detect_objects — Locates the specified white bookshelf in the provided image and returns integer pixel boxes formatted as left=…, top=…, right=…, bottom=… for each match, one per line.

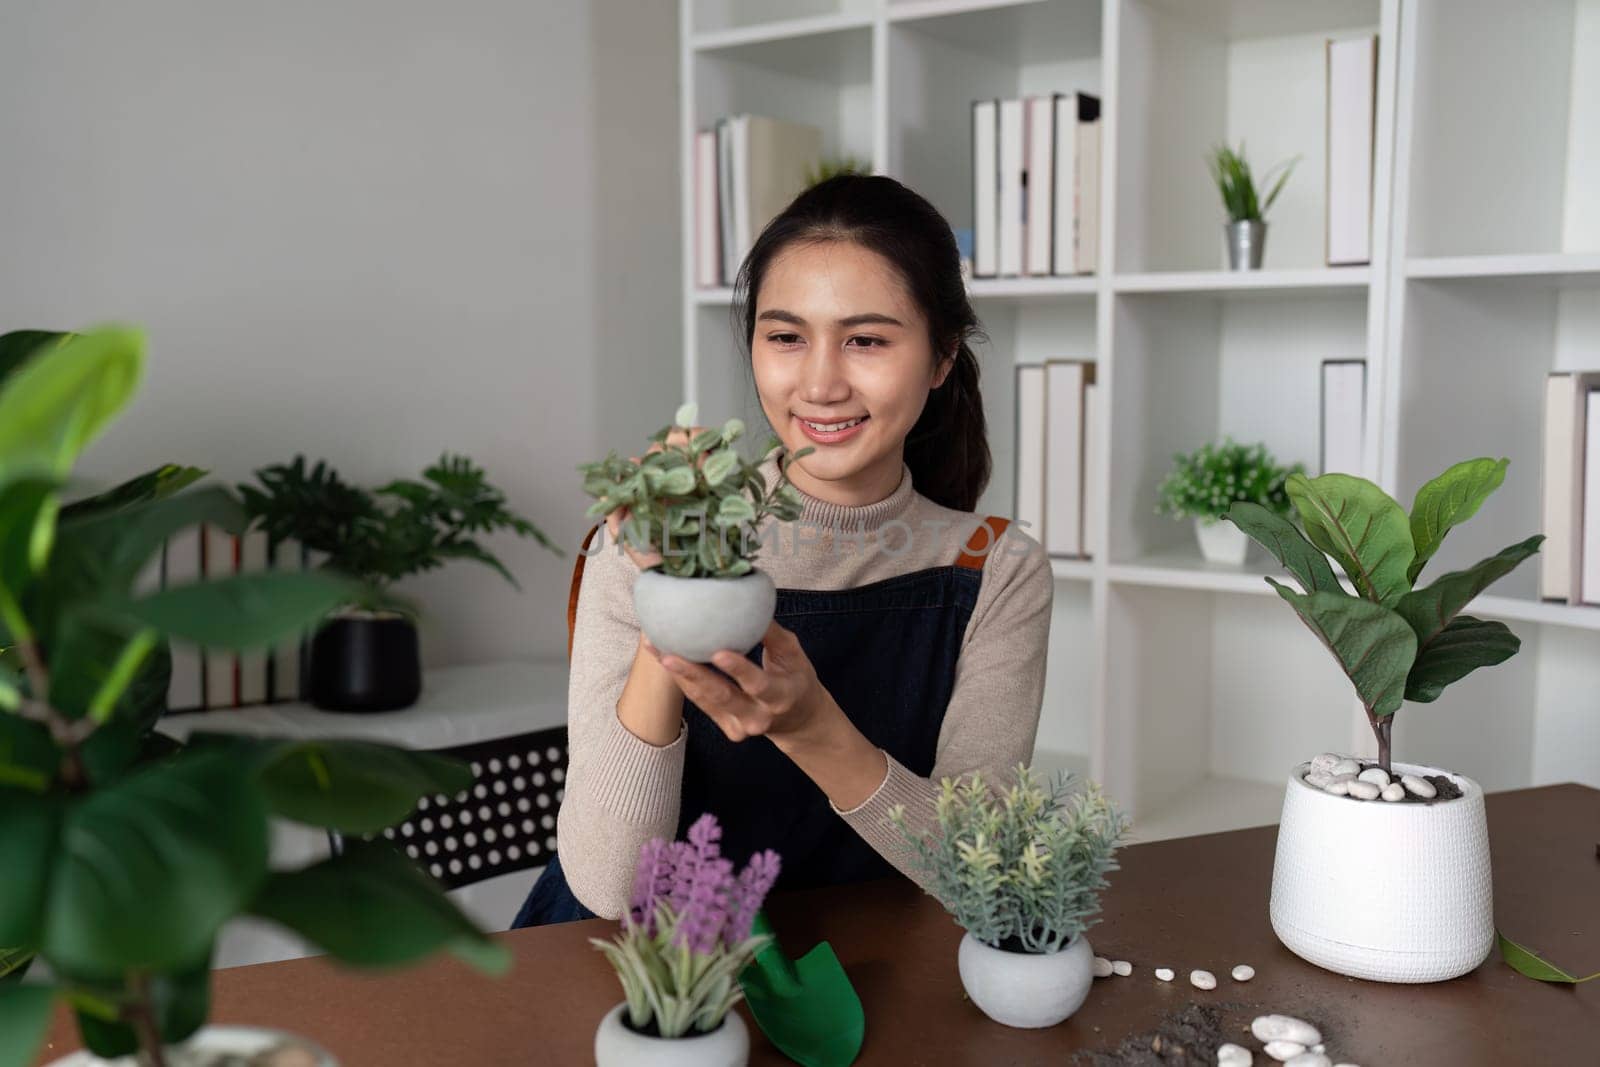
left=680, top=0, right=1600, bottom=842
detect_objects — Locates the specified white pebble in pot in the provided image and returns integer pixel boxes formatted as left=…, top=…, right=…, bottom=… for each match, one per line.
left=1381, top=782, right=1405, bottom=802
left=1092, top=956, right=1113, bottom=978
left=1264, top=1040, right=1307, bottom=1061
left=1155, top=967, right=1174, bottom=982
left=1401, top=773, right=1438, bottom=799
left=1357, top=767, right=1390, bottom=787
left=1330, top=758, right=1361, bottom=777
left=1217, top=1043, right=1254, bottom=1067
left=1252, top=1015, right=1323, bottom=1046
left=1322, top=776, right=1354, bottom=796
left=1303, top=770, right=1334, bottom=789
left=1112, top=960, right=1133, bottom=976
left=1189, top=969, right=1216, bottom=990
left=1231, top=964, right=1255, bottom=981
left=1345, top=779, right=1381, bottom=801
left=1310, top=752, right=1342, bottom=772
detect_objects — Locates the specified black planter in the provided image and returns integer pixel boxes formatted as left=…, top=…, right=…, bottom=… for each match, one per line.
left=305, top=613, right=422, bottom=713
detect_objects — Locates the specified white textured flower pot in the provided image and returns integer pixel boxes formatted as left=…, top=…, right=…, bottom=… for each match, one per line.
left=47, top=1026, right=336, bottom=1066
left=632, top=569, right=776, bottom=663
left=957, top=932, right=1093, bottom=1029
left=1194, top=518, right=1250, bottom=565
left=594, top=1002, right=749, bottom=1067
left=1271, top=761, right=1493, bottom=983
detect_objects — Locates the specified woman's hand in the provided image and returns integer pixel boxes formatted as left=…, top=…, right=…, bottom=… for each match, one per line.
left=650, top=621, right=829, bottom=742
left=605, top=425, right=710, bottom=571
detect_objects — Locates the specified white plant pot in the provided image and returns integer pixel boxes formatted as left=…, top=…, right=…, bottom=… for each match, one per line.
left=594, top=1002, right=748, bottom=1067
left=1271, top=760, right=1493, bottom=983
left=632, top=569, right=776, bottom=663
left=956, top=931, right=1093, bottom=1029
left=1194, top=517, right=1250, bottom=565
left=46, top=1026, right=336, bottom=1066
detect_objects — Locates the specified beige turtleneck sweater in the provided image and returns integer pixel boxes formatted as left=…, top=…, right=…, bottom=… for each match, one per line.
left=556, top=450, right=1054, bottom=919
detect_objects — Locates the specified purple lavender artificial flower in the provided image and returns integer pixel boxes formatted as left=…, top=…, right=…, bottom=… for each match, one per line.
left=727, top=848, right=781, bottom=943
left=623, top=813, right=783, bottom=953
left=675, top=853, right=735, bottom=953
left=628, top=838, right=674, bottom=932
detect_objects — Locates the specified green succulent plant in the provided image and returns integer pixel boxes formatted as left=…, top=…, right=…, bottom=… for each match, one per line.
left=1207, top=142, right=1298, bottom=223
left=803, top=155, right=871, bottom=189
left=578, top=403, right=814, bottom=579
left=0, top=328, right=506, bottom=1067
left=1226, top=459, right=1543, bottom=773
left=1157, top=438, right=1304, bottom=523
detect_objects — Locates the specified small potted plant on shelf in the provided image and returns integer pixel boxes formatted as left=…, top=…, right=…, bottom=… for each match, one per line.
left=1207, top=142, right=1298, bottom=270
left=237, top=452, right=560, bottom=712
left=0, top=328, right=508, bottom=1067
left=1225, top=458, right=1542, bottom=983
left=578, top=403, right=813, bottom=662
left=888, top=767, right=1126, bottom=1029
left=590, top=813, right=781, bottom=1067
left=1157, top=439, right=1304, bottom=565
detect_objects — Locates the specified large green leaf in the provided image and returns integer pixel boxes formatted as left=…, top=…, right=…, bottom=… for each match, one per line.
left=1265, top=578, right=1417, bottom=718
left=0, top=327, right=144, bottom=490
left=250, top=840, right=509, bottom=975
left=0, top=947, right=33, bottom=982
left=1225, top=502, right=1341, bottom=594
left=0, top=478, right=61, bottom=594
left=42, top=750, right=269, bottom=976
left=1405, top=615, right=1521, bottom=703
left=70, top=951, right=212, bottom=1055
left=54, top=486, right=246, bottom=599
left=0, top=715, right=59, bottom=792
left=1396, top=536, right=1544, bottom=647
left=0, top=330, right=69, bottom=386
left=0, top=982, right=56, bottom=1067
left=1497, top=931, right=1600, bottom=984
left=45, top=615, right=163, bottom=723
left=1286, top=473, right=1415, bottom=607
left=89, top=570, right=362, bottom=652
left=260, top=740, right=473, bottom=834
left=1408, top=458, right=1508, bottom=584
left=0, top=789, right=62, bottom=947
left=57, top=463, right=208, bottom=524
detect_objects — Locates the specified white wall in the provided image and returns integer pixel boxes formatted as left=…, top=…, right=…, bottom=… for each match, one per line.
left=0, top=0, right=681, bottom=667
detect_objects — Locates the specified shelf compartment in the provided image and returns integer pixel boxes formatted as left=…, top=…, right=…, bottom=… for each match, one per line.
left=1113, top=267, right=1370, bottom=295
left=1033, top=579, right=1096, bottom=787
left=967, top=276, right=1099, bottom=301
left=1406, top=253, right=1600, bottom=286
left=690, top=0, right=875, bottom=40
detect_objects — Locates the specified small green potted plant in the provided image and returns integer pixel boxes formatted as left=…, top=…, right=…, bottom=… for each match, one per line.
left=1225, top=459, right=1542, bottom=983
left=1157, top=438, right=1303, bottom=565
left=589, top=813, right=780, bottom=1066
left=888, top=767, right=1126, bottom=1029
left=1207, top=142, right=1298, bottom=269
left=578, top=403, right=812, bottom=662
left=0, top=328, right=507, bottom=1067
left=237, top=453, right=559, bottom=712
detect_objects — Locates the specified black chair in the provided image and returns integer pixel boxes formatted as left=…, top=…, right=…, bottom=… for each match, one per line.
left=328, top=725, right=569, bottom=890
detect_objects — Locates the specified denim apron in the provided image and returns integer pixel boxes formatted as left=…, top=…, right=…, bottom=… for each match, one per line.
left=512, top=519, right=1007, bottom=928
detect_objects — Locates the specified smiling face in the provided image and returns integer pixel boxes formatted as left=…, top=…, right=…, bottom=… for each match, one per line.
left=751, top=239, right=952, bottom=507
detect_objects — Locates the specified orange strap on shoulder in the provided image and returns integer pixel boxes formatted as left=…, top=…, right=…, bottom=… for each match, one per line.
left=955, top=516, right=1010, bottom=571
left=567, top=523, right=602, bottom=662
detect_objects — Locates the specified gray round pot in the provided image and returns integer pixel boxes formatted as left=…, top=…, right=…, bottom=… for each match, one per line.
left=632, top=569, right=776, bottom=663
left=957, top=932, right=1094, bottom=1028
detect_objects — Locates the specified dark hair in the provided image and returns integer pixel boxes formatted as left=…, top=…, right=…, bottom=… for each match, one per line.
left=734, top=174, right=991, bottom=513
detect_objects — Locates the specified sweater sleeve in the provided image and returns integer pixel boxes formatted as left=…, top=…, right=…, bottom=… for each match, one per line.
left=554, top=537, right=686, bottom=919
left=829, top=527, right=1054, bottom=890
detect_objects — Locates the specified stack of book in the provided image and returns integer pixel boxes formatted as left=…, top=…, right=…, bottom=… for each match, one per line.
left=1015, top=361, right=1100, bottom=559
left=152, top=528, right=313, bottom=712
left=972, top=92, right=1101, bottom=279
left=694, top=115, right=823, bottom=288
left=1541, top=372, right=1600, bottom=607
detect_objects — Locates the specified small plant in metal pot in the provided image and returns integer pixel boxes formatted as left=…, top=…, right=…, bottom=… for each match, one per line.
left=1225, top=458, right=1543, bottom=982
left=237, top=453, right=559, bottom=712
left=1157, top=439, right=1303, bottom=566
left=887, top=767, right=1127, bottom=1029
left=578, top=403, right=813, bottom=662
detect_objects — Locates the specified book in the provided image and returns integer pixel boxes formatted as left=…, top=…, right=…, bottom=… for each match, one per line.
left=1320, top=360, right=1367, bottom=476
left=1540, top=372, right=1600, bottom=602
left=1014, top=365, right=1047, bottom=545
left=1584, top=389, right=1600, bottom=606
left=1045, top=360, right=1096, bottom=558
left=742, top=115, right=822, bottom=258
left=1326, top=35, right=1377, bottom=266
left=972, top=100, right=999, bottom=278
left=1025, top=95, right=1054, bottom=276
left=202, top=523, right=238, bottom=710
left=269, top=537, right=305, bottom=703
left=717, top=118, right=736, bottom=285
left=238, top=529, right=270, bottom=706
left=1084, top=381, right=1103, bottom=560
left=1052, top=93, right=1102, bottom=276
left=730, top=115, right=750, bottom=281
left=998, top=98, right=1025, bottom=277
left=694, top=129, right=721, bottom=289
left=164, top=526, right=204, bottom=712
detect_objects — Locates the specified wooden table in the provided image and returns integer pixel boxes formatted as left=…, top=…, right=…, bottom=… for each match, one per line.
left=39, top=784, right=1599, bottom=1065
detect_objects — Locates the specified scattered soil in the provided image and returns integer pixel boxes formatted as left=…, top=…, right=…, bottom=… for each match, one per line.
left=1072, top=1002, right=1238, bottom=1065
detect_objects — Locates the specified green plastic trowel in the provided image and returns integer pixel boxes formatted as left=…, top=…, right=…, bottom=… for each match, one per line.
left=738, top=910, right=864, bottom=1067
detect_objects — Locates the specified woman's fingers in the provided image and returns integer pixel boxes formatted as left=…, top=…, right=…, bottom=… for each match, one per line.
left=710, top=649, right=773, bottom=699
left=661, top=655, right=743, bottom=711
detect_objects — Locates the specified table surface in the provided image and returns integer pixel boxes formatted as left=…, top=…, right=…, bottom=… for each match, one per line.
left=38, top=784, right=1599, bottom=1066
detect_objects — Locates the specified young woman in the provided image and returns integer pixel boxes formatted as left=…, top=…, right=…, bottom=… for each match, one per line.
left=513, top=174, right=1053, bottom=925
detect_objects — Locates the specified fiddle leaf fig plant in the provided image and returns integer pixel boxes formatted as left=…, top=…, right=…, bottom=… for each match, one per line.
left=1226, top=458, right=1543, bottom=772
left=578, top=403, right=815, bottom=579
left=0, top=328, right=508, bottom=1067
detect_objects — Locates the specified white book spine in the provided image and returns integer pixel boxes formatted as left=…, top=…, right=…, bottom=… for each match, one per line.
left=1052, top=96, right=1075, bottom=277
left=1045, top=361, right=1090, bottom=558
left=973, top=101, right=999, bottom=278
left=164, top=527, right=203, bottom=712
left=1076, top=118, right=1101, bottom=275
left=238, top=529, right=270, bottom=706
left=998, top=99, right=1025, bottom=278
left=731, top=115, right=751, bottom=272
left=1015, top=365, right=1047, bottom=545
left=1326, top=35, right=1377, bottom=266
left=717, top=119, right=736, bottom=285
left=695, top=130, right=720, bottom=289
left=1025, top=96, right=1054, bottom=276
left=1541, top=373, right=1577, bottom=601
left=1320, top=360, right=1367, bottom=476
left=271, top=538, right=305, bottom=703
left=1084, top=381, right=1103, bottom=560
left=1583, top=390, right=1600, bottom=606
left=202, top=523, right=237, bottom=710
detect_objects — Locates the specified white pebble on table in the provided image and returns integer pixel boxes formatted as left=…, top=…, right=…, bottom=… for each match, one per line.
left=1357, top=767, right=1390, bottom=787
left=1311, top=1046, right=1325, bottom=1055
left=1189, top=969, right=1216, bottom=990
left=1217, top=1043, right=1254, bottom=1067
left=1252, top=1015, right=1323, bottom=1046
left=1112, top=959, right=1133, bottom=976
left=1284, top=1055, right=1331, bottom=1067
left=1231, top=964, right=1255, bottom=981
left=1155, top=967, right=1174, bottom=981
left=1380, top=782, right=1405, bottom=802
left=1401, top=773, right=1437, bottom=798
left=1346, top=779, right=1382, bottom=801
left=1331, top=758, right=1361, bottom=776
left=1093, top=956, right=1113, bottom=977
left=1264, top=1040, right=1307, bottom=1061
